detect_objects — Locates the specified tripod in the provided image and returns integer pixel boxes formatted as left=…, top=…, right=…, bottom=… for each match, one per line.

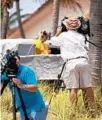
left=1, top=75, right=29, bottom=120
left=9, top=75, right=17, bottom=120
left=48, top=61, right=67, bottom=106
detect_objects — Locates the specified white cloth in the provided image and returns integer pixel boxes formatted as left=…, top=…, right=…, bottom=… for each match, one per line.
left=48, top=30, right=89, bottom=61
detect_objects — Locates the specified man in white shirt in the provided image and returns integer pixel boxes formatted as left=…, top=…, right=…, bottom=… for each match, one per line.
left=48, top=18, right=94, bottom=106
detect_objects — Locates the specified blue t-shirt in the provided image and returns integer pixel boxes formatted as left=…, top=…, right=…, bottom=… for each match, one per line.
left=1, top=64, right=45, bottom=115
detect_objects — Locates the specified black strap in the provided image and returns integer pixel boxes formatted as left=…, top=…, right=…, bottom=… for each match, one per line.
left=84, top=35, right=102, bottom=48
left=16, top=87, right=29, bottom=120
left=56, top=61, right=67, bottom=89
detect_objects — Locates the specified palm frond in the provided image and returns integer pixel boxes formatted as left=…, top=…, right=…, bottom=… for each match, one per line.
left=73, top=1, right=83, bottom=13
left=9, top=14, right=31, bottom=25
left=9, top=9, right=23, bottom=19
left=62, top=0, right=83, bottom=13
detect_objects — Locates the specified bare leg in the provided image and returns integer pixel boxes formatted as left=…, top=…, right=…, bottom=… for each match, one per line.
left=84, top=87, right=95, bottom=117
left=83, top=87, right=94, bottom=111
left=85, top=87, right=94, bottom=104
left=69, top=88, right=77, bottom=106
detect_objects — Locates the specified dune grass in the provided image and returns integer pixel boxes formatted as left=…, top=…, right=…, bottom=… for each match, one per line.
left=0, top=82, right=102, bottom=120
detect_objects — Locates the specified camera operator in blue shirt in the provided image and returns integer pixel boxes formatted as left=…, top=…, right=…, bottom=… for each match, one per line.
left=1, top=55, right=48, bottom=120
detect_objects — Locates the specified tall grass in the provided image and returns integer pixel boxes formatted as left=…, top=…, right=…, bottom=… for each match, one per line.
left=0, top=83, right=102, bottom=120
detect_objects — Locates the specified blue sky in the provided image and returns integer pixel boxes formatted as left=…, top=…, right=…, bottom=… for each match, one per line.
left=10, top=0, right=42, bottom=15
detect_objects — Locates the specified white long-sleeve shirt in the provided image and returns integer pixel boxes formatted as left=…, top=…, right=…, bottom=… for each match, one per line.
left=47, top=30, right=89, bottom=61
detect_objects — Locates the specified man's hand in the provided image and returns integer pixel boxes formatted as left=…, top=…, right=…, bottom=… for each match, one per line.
left=12, top=78, right=23, bottom=89
left=12, top=78, right=38, bottom=92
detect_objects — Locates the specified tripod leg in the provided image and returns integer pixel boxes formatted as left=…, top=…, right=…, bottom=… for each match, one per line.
left=11, top=83, right=17, bottom=120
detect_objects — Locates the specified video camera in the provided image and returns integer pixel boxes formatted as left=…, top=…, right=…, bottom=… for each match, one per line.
left=1, top=49, right=19, bottom=77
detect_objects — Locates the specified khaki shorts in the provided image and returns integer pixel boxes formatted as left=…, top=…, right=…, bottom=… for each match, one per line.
left=62, top=58, right=92, bottom=89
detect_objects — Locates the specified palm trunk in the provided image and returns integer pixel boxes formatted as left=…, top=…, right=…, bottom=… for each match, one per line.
left=52, top=0, right=60, bottom=36
left=15, top=0, right=26, bottom=38
left=1, top=7, right=9, bottom=39
left=90, top=0, right=102, bottom=85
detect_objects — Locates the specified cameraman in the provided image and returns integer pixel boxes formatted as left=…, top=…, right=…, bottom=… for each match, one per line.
left=1, top=55, right=48, bottom=120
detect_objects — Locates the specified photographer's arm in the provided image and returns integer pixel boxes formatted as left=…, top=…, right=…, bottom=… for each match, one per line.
left=47, top=36, right=62, bottom=47
left=22, top=84, right=38, bottom=92
left=12, top=78, right=38, bottom=92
